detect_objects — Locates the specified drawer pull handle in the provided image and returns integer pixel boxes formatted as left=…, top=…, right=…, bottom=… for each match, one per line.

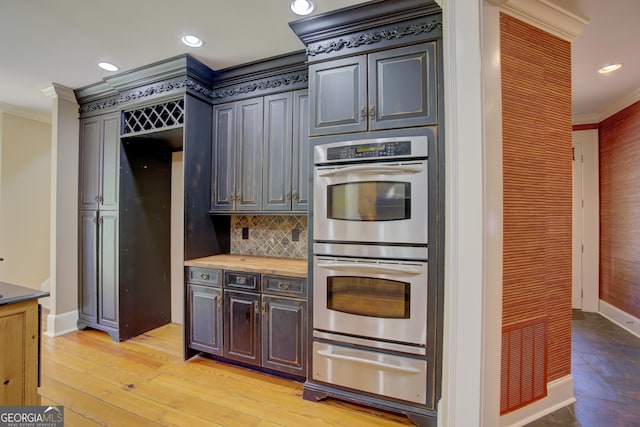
left=278, top=282, right=291, bottom=290
left=200, top=273, right=209, bottom=280
left=237, top=276, right=246, bottom=285
left=317, top=350, right=421, bottom=373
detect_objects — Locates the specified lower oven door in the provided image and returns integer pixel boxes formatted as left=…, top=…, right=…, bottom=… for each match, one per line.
left=313, top=254, right=427, bottom=346
left=312, top=342, right=428, bottom=404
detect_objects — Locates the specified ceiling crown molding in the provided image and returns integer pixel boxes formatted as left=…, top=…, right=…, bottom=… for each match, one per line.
left=573, top=87, right=640, bottom=125
left=42, top=83, right=78, bottom=104
left=0, top=102, right=51, bottom=123
left=494, top=0, right=588, bottom=41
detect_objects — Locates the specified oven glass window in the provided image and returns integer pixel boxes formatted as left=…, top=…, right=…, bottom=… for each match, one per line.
left=327, top=181, right=410, bottom=221
left=327, top=276, right=410, bottom=319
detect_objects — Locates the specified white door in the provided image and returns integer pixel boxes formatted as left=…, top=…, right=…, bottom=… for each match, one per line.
left=572, top=129, right=599, bottom=312
left=572, top=142, right=583, bottom=309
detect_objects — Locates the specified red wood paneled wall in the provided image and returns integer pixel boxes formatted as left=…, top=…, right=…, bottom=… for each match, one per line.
left=500, top=13, right=573, bottom=411
left=599, top=101, right=640, bottom=319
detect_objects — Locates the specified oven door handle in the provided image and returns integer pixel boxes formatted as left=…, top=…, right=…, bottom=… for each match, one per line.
left=316, top=163, right=424, bottom=177
left=317, top=349, right=422, bottom=373
left=316, top=262, right=423, bottom=276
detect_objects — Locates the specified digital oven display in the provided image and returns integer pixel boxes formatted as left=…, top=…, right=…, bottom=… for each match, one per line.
left=356, top=145, right=386, bottom=153
left=326, top=140, right=411, bottom=160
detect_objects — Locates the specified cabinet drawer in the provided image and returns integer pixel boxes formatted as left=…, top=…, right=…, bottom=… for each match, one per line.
left=262, top=275, right=306, bottom=298
left=312, top=342, right=428, bottom=405
left=225, top=271, right=260, bottom=291
left=186, top=267, right=222, bottom=287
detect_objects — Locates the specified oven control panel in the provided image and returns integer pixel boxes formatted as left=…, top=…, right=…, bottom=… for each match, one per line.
left=326, top=140, right=411, bottom=160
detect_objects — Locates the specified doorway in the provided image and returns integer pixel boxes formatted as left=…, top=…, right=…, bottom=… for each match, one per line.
left=572, top=129, right=599, bottom=311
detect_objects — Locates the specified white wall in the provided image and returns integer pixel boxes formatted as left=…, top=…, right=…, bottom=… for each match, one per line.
left=45, top=85, right=80, bottom=336
left=0, top=111, right=51, bottom=292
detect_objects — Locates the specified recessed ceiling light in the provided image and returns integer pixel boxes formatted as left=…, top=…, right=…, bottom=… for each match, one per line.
left=98, top=62, right=119, bottom=72
left=598, top=63, right=622, bottom=74
left=291, top=0, right=314, bottom=15
left=181, top=34, right=203, bottom=48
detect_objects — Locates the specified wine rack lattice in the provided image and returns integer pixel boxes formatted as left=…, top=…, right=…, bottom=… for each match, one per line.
left=122, top=99, right=184, bottom=135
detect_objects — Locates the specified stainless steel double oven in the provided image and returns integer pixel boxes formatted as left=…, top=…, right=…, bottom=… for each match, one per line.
left=310, top=129, right=436, bottom=405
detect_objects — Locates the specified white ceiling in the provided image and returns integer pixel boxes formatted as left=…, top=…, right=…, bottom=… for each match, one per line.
left=0, top=0, right=638, bottom=123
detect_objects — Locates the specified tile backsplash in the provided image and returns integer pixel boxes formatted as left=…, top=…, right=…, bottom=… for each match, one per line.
left=230, top=215, right=307, bottom=259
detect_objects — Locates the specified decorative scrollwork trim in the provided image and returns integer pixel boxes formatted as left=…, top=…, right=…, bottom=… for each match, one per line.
left=79, top=78, right=218, bottom=114
left=80, top=73, right=308, bottom=113
left=306, top=20, right=442, bottom=57
left=211, top=73, right=308, bottom=100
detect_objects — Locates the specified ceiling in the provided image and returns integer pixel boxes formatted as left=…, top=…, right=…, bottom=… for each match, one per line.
left=0, top=0, right=638, bottom=123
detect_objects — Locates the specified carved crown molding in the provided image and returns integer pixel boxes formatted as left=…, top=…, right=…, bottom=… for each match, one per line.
left=211, top=73, right=308, bottom=101
left=306, top=19, right=442, bottom=56
left=79, top=78, right=215, bottom=115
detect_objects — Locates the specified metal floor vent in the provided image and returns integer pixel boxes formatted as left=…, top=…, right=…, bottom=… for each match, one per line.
left=122, top=98, right=184, bottom=135
left=501, top=316, right=548, bottom=414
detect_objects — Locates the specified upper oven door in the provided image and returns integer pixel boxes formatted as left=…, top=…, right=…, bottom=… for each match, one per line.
left=314, top=160, right=428, bottom=244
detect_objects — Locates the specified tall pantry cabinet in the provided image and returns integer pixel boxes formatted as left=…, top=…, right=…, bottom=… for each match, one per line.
left=77, top=112, right=121, bottom=338
left=75, top=55, right=229, bottom=343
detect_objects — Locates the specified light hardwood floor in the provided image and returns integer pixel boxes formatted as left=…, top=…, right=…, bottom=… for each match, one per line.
left=39, top=323, right=415, bottom=426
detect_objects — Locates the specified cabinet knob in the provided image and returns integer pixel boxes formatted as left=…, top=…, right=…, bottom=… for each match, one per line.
left=278, top=282, right=291, bottom=290
left=200, top=273, right=209, bottom=280
left=360, top=106, right=367, bottom=118
left=286, top=191, right=292, bottom=201
left=369, top=106, right=376, bottom=119
left=292, top=192, right=299, bottom=201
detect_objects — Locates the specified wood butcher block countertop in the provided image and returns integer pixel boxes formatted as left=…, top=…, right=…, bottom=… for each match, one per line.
left=184, top=254, right=308, bottom=278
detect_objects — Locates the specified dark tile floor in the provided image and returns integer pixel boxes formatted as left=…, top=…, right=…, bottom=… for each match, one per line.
left=526, top=310, right=640, bottom=427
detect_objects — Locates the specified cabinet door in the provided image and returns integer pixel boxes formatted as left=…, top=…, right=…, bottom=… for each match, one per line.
left=368, top=43, right=437, bottom=130
left=292, top=90, right=309, bottom=212
left=79, top=114, right=120, bottom=211
left=235, top=98, right=263, bottom=210
left=99, top=113, right=121, bottom=210
left=224, top=290, right=260, bottom=366
left=262, top=295, right=306, bottom=376
left=309, top=56, right=367, bottom=136
left=211, top=103, right=237, bottom=211
left=78, top=211, right=98, bottom=324
left=0, top=300, right=40, bottom=405
left=78, top=117, right=101, bottom=210
left=98, top=211, right=119, bottom=329
left=188, top=284, right=223, bottom=356
left=263, top=92, right=293, bottom=211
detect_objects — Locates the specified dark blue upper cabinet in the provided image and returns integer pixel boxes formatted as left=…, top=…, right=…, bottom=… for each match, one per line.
left=211, top=102, right=237, bottom=211
left=309, top=43, right=437, bottom=136
left=309, top=56, right=367, bottom=136
left=368, top=43, right=437, bottom=131
left=263, top=92, right=294, bottom=211
left=292, top=89, right=310, bottom=212
left=235, top=98, right=264, bottom=211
